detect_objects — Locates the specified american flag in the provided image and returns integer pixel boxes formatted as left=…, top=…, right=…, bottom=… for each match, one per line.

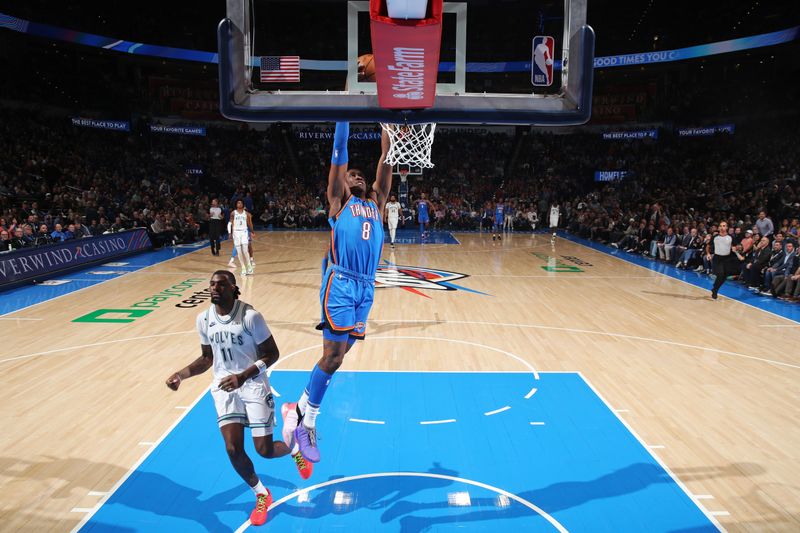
left=259, top=56, right=300, bottom=83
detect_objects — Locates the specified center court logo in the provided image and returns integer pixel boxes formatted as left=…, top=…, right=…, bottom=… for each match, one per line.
left=72, top=278, right=205, bottom=323
left=376, top=261, right=488, bottom=298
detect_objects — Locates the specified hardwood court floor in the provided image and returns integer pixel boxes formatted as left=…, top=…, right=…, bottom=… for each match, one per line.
left=0, top=232, right=798, bottom=531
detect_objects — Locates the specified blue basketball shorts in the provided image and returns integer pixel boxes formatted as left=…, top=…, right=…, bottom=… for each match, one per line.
left=320, top=264, right=375, bottom=342
left=418, top=215, right=429, bottom=224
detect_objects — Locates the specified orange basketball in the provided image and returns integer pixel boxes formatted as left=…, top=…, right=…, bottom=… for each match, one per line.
left=358, top=53, right=376, bottom=82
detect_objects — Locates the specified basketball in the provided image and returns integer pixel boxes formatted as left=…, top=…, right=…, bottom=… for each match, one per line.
left=358, top=53, right=376, bottom=82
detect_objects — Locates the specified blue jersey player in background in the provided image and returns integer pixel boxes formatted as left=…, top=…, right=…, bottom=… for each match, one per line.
left=284, top=122, right=392, bottom=464
left=492, top=199, right=505, bottom=241
left=416, top=193, right=433, bottom=242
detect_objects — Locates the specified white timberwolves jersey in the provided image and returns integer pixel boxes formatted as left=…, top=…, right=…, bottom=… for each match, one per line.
left=196, top=300, right=272, bottom=382
left=550, top=206, right=560, bottom=226
left=233, top=210, right=249, bottom=232
left=386, top=202, right=401, bottom=220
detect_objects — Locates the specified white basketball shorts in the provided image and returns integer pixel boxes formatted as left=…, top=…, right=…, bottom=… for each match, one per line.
left=211, top=375, right=274, bottom=436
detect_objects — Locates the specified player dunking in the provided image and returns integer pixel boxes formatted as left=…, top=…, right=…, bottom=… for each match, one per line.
left=416, top=193, right=433, bottom=242
left=230, top=200, right=254, bottom=276
left=386, top=194, right=402, bottom=248
left=165, top=271, right=311, bottom=527
left=283, top=121, right=392, bottom=463
left=492, top=199, right=505, bottom=241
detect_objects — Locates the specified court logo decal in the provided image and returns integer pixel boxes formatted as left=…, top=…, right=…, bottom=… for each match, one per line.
left=72, top=278, right=205, bottom=323
left=561, top=255, right=593, bottom=267
left=376, top=260, right=489, bottom=299
left=532, top=252, right=584, bottom=272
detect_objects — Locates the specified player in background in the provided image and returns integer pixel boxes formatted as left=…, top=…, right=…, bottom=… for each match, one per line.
left=492, top=199, right=505, bottom=241
left=283, top=121, right=392, bottom=464
left=504, top=200, right=515, bottom=233
left=385, top=194, right=402, bottom=248
left=230, top=200, right=254, bottom=276
left=549, top=202, right=560, bottom=243
left=227, top=228, right=256, bottom=269
left=165, top=271, right=311, bottom=527
left=416, top=193, right=433, bottom=242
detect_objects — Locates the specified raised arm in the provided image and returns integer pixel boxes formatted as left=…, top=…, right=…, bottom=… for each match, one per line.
left=327, top=122, right=350, bottom=218
left=373, top=127, right=393, bottom=211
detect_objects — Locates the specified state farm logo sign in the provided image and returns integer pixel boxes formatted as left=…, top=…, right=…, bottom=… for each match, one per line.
left=389, top=47, right=425, bottom=100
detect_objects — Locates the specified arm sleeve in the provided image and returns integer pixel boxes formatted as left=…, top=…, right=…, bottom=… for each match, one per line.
left=331, top=122, right=349, bottom=165
left=196, top=311, right=210, bottom=345
left=245, top=309, right=272, bottom=345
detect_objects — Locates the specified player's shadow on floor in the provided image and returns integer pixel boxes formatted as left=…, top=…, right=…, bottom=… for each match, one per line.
left=269, top=462, right=460, bottom=522
left=99, top=470, right=297, bottom=531
left=377, top=462, right=752, bottom=532
left=0, top=455, right=297, bottom=532
left=641, top=290, right=709, bottom=301
left=272, top=463, right=743, bottom=533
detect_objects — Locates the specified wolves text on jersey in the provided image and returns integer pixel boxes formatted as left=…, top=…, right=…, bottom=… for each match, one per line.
left=210, top=329, right=245, bottom=346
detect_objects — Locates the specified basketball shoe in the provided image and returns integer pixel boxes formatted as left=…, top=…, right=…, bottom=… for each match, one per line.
left=294, top=423, right=320, bottom=463
left=281, top=403, right=313, bottom=479
left=250, top=490, right=272, bottom=526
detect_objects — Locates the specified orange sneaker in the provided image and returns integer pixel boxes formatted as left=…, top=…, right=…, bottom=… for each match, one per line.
left=292, top=451, right=313, bottom=480
left=250, top=491, right=272, bottom=526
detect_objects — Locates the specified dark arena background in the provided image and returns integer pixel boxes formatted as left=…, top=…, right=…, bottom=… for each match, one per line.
left=1, top=1, right=799, bottom=532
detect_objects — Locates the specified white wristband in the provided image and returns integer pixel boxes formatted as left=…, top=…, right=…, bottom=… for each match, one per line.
left=254, top=360, right=267, bottom=376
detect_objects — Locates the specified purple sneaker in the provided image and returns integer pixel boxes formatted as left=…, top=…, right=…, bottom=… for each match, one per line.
left=294, top=424, right=320, bottom=463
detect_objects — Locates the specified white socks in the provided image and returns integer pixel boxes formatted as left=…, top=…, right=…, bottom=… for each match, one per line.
left=304, top=404, right=320, bottom=428
left=297, top=391, right=309, bottom=415
left=251, top=480, right=267, bottom=496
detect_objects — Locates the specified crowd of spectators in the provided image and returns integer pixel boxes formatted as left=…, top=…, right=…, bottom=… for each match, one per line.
left=2, top=106, right=799, bottom=303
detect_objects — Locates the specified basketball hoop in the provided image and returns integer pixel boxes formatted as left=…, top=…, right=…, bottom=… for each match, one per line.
left=380, top=122, right=436, bottom=168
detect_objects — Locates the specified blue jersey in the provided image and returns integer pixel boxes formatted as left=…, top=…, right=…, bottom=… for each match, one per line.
left=329, top=195, right=384, bottom=277
left=495, top=203, right=505, bottom=223
left=417, top=200, right=429, bottom=221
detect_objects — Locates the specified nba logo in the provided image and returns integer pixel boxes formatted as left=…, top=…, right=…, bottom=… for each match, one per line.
left=531, top=36, right=555, bottom=87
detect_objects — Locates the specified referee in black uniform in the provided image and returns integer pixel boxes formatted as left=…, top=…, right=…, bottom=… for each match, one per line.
left=706, top=221, right=744, bottom=299
left=209, top=198, right=224, bottom=256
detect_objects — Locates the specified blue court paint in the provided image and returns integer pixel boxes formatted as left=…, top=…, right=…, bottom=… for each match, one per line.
left=81, top=372, right=717, bottom=532
left=388, top=229, right=460, bottom=245
left=0, top=243, right=208, bottom=315
left=557, top=231, right=800, bottom=324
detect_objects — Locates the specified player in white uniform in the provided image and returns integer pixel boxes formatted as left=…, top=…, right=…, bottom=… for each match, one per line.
left=165, top=270, right=311, bottom=526
left=230, top=200, right=254, bottom=276
left=549, top=203, right=560, bottom=243
left=385, top=194, right=402, bottom=248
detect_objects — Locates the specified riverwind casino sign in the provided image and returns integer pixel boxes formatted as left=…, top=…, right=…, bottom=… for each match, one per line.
left=0, top=229, right=151, bottom=288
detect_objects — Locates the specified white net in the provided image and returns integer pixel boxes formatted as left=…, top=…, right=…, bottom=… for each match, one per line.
left=380, top=122, right=437, bottom=168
